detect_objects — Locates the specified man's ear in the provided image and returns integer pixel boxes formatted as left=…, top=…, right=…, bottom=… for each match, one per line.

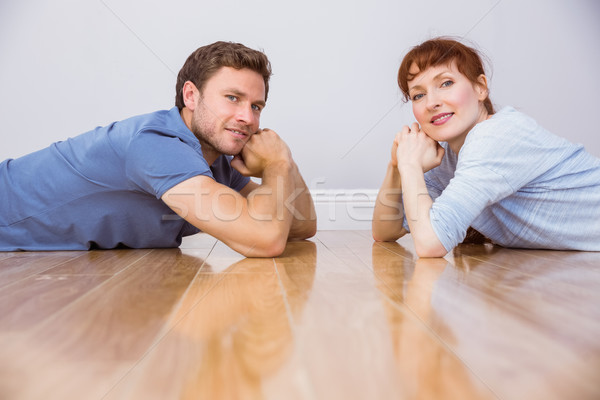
left=182, top=81, right=199, bottom=111
left=476, top=74, right=489, bottom=101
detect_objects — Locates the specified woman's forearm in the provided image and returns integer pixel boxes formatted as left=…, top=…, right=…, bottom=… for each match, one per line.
left=372, top=163, right=407, bottom=241
left=398, top=164, right=447, bottom=257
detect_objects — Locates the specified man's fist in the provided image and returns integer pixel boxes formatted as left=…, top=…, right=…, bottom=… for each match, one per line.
left=231, top=129, right=292, bottom=177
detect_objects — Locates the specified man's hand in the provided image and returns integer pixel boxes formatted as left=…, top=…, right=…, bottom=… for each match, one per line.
left=162, top=127, right=315, bottom=257
left=396, top=123, right=445, bottom=173
left=235, top=128, right=316, bottom=241
left=230, top=129, right=292, bottom=178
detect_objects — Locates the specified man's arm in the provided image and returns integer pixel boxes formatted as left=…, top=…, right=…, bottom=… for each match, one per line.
left=162, top=129, right=313, bottom=257
left=162, top=161, right=293, bottom=258
left=238, top=169, right=316, bottom=241
left=287, top=163, right=317, bottom=240
left=237, top=142, right=316, bottom=242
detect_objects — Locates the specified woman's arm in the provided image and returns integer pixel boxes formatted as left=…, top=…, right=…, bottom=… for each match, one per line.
left=396, top=124, right=447, bottom=257
left=373, top=134, right=408, bottom=241
left=372, top=161, right=407, bottom=241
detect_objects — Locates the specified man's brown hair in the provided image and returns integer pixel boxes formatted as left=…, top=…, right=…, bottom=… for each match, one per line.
left=175, top=41, right=272, bottom=110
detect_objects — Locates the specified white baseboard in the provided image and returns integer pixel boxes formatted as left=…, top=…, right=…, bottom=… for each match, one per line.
left=311, top=189, right=377, bottom=230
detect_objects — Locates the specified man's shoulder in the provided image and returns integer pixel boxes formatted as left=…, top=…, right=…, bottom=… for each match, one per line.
left=114, top=107, right=180, bottom=134
left=105, top=107, right=198, bottom=150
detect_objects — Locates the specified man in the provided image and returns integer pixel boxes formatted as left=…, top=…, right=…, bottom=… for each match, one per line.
left=0, top=41, right=316, bottom=256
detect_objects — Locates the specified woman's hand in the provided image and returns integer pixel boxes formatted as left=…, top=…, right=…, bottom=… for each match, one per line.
left=390, top=135, right=399, bottom=167
left=395, top=122, right=445, bottom=173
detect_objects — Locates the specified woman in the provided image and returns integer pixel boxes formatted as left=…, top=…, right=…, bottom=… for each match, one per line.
left=372, top=37, right=600, bottom=257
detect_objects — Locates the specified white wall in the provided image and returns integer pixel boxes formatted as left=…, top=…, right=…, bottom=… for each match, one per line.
left=1, top=0, right=599, bottom=197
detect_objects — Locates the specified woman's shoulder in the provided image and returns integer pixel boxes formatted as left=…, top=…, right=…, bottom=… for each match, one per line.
left=464, top=106, right=565, bottom=154
left=458, top=106, right=595, bottom=183
left=472, top=106, right=537, bottom=138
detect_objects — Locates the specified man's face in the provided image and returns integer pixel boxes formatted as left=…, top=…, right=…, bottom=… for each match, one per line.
left=191, top=67, right=266, bottom=157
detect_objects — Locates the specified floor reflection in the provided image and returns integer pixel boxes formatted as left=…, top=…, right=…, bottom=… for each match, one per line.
left=449, top=244, right=600, bottom=357
left=0, top=244, right=317, bottom=400
left=373, top=242, right=600, bottom=400
left=371, top=243, right=494, bottom=399
left=127, top=242, right=317, bottom=400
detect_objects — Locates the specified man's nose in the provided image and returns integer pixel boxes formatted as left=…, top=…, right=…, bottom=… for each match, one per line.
left=236, top=105, right=257, bottom=126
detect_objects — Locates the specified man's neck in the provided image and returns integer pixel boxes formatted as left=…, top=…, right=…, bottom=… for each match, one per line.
left=180, top=107, right=220, bottom=165
left=180, top=107, right=193, bottom=132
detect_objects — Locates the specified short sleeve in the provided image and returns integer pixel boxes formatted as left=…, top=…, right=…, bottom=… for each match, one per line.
left=125, top=130, right=213, bottom=198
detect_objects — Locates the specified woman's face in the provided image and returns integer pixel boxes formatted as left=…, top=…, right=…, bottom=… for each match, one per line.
left=407, top=61, right=489, bottom=152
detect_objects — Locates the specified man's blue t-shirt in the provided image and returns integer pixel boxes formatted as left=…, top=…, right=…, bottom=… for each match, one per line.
left=0, top=107, right=250, bottom=250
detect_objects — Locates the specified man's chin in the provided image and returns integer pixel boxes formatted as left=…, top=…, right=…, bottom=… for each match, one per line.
left=221, top=144, right=245, bottom=157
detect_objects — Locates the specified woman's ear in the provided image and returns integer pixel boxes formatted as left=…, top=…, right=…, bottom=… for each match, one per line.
left=476, top=74, right=489, bottom=101
left=182, top=81, right=199, bottom=111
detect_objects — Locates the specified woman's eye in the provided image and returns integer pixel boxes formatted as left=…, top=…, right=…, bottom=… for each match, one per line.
left=412, top=93, right=424, bottom=101
left=441, top=80, right=454, bottom=88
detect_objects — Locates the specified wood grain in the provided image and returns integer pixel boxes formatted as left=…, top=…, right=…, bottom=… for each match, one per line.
left=0, top=231, right=598, bottom=400
left=0, top=251, right=86, bottom=289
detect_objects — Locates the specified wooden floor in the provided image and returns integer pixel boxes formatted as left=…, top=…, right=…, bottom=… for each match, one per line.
left=0, top=231, right=599, bottom=400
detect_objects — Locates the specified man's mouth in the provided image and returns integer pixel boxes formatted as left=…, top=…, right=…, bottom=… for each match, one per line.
left=225, top=128, right=248, bottom=139
left=431, top=113, right=454, bottom=125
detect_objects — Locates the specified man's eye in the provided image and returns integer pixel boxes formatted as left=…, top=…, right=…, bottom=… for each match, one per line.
left=251, top=104, right=262, bottom=111
left=227, top=95, right=238, bottom=101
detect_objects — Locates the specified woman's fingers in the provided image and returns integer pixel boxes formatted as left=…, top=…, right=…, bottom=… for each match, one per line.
left=436, top=143, right=445, bottom=162
left=411, top=122, right=421, bottom=133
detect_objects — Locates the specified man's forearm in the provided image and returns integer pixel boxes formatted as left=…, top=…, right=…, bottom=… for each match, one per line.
left=162, top=157, right=299, bottom=258
left=287, top=163, right=317, bottom=240
left=246, top=160, right=296, bottom=243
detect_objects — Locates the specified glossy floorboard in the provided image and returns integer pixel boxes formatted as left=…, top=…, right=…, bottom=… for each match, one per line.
left=0, top=231, right=598, bottom=400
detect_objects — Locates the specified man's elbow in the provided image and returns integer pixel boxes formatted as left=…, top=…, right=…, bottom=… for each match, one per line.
left=289, top=220, right=317, bottom=241
left=300, top=221, right=317, bottom=239
left=243, top=231, right=288, bottom=258
left=308, top=220, right=317, bottom=238
left=251, top=243, right=286, bottom=258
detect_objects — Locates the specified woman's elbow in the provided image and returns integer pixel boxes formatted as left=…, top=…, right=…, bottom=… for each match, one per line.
left=414, top=242, right=448, bottom=258
left=372, top=226, right=407, bottom=243
left=372, top=232, right=401, bottom=242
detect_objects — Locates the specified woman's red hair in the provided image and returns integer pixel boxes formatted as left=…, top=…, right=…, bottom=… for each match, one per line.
left=397, top=37, right=494, bottom=114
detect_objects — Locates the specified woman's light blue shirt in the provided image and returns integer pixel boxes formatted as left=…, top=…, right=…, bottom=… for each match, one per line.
left=422, top=107, right=600, bottom=251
